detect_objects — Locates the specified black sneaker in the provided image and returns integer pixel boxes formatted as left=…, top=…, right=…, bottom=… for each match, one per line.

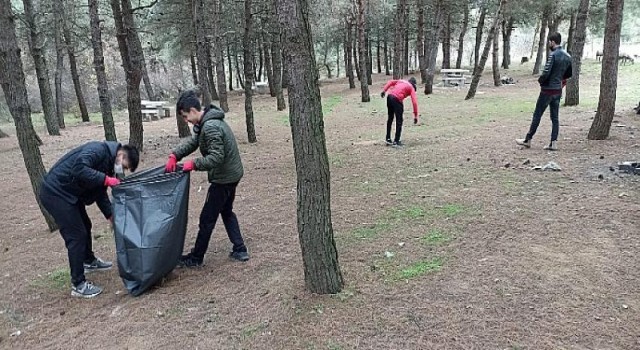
left=392, top=141, right=404, bottom=147
left=71, top=281, right=103, bottom=298
left=385, top=138, right=393, bottom=145
left=229, top=251, right=250, bottom=262
left=178, top=254, right=203, bottom=268
left=84, top=257, right=113, bottom=273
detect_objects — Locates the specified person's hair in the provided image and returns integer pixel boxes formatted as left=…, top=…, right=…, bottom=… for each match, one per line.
left=548, top=32, right=562, bottom=45
left=119, top=144, right=140, bottom=172
left=408, top=77, right=417, bottom=91
left=176, top=89, right=202, bottom=115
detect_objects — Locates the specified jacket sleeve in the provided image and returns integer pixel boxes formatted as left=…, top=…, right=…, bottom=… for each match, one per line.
left=382, top=80, right=398, bottom=92
left=72, top=146, right=107, bottom=188
left=96, top=190, right=112, bottom=219
left=193, top=122, right=224, bottom=171
left=410, top=88, right=418, bottom=117
left=172, top=135, right=199, bottom=160
left=538, top=53, right=555, bottom=85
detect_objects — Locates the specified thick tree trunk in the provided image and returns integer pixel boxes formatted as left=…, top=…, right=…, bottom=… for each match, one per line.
left=63, top=21, right=90, bottom=122
left=53, top=0, right=65, bottom=129
left=263, top=37, right=276, bottom=96
left=357, top=0, right=370, bottom=102
left=474, top=6, right=487, bottom=69
left=441, top=12, right=451, bottom=69
left=275, top=0, right=343, bottom=294
left=206, top=43, right=219, bottom=100
left=403, top=28, right=409, bottom=76
left=588, top=0, right=624, bottom=140
left=384, top=33, right=390, bottom=75
left=0, top=0, right=57, bottom=231
left=456, top=2, right=469, bottom=69
left=466, top=0, right=507, bottom=100
left=393, top=0, right=407, bottom=78
left=270, top=5, right=286, bottom=110
left=111, top=0, right=144, bottom=151
left=492, top=21, right=501, bottom=86
left=257, top=43, right=264, bottom=81
left=23, top=0, right=59, bottom=136
left=365, top=34, right=372, bottom=85
left=234, top=46, right=245, bottom=90
left=424, top=0, right=444, bottom=95
left=501, top=17, right=514, bottom=69
left=532, top=15, right=548, bottom=75
left=88, top=0, right=116, bottom=141
left=227, top=41, right=234, bottom=91
left=243, top=0, right=257, bottom=143
left=213, top=0, right=229, bottom=111
left=565, top=0, right=590, bottom=106
left=417, top=0, right=427, bottom=84
left=190, top=52, right=199, bottom=85
left=566, top=12, right=577, bottom=54
left=336, top=42, right=341, bottom=77
left=376, top=38, right=382, bottom=73
left=194, top=0, right=212, bottom=105
left=353, top=37, right=361, bottom=82
left=344, top=19, right=356, bottom=89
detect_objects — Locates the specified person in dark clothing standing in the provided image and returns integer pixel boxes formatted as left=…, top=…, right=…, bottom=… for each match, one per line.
left=380, top=77, right=419, bottom=147
left=40, top=141, right=139, bottom=298
left=516, top=32, right=573, bottom=151
left=165, top=90, right=249, bottom=267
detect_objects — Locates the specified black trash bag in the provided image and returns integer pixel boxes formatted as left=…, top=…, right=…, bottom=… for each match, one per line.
left=112, top=166, right=190, bottom=296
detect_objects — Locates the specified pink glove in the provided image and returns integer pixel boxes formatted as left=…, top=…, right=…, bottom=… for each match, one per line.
left=104, top=176, right=121, bottom=187
left=165, top=154, right=177, bottom=173
left=182, top=160, right=195, bottom=172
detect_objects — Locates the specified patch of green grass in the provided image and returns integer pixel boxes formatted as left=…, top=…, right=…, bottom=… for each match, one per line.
left=331, top=288, right=355, bottom=302
left=396, top=258, right=443, bottom=280
left=440, top=204, right=465, bottom=217
left=322, top=95, right=343, bottom=115
left=329, top=154, right=345, bottom=167
left=352, top=222, right=390, bottom=239
left=279, top=114, right=290, bottom=126
left=389, top=205, right=427, bottom=220
left=33, top=267, right=71, bottom=290
left=420, top=229, right=451, bottom=245
left=326, top=342, right=344, bottom=350
left=240, top=322, right=268, bottom=340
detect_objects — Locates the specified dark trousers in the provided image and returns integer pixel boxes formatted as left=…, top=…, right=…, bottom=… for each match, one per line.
left=526, top=92, right=561, bottom=142
left=40, top=185, right=96, bottom=287
left=386, top=95, right=404, bottom=143
left=191, top=182, right=246, bottom=260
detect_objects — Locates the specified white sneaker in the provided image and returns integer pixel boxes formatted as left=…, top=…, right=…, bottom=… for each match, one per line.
left=71, top=281, right=103, bottom=298
left=515, top=139, right=531, bottom=148
left=543, top=141, right=557, bottom=151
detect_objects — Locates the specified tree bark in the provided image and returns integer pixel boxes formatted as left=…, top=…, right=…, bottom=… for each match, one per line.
left=234, top=46, right=245, bottom=90
left=474, top=6, right=487, bottom=69
left=456, top=2, right=469, bottom=69
left=275, top=0, right=344, bottom=294
left=111, top=0, right=144, bottom=151
left=133, top=36, right=155, bottom=101
left=257, top=42, right=264, bottom=81
left=227, top=41, right=234, bottom=91
left=22, top=0, right=59, bottom=136
left=62, top=16, right=90, bottom=122
left=0, top=0, right=57, bottom=231
left=393, top=0, right=407, bottom=78
left=532, top=15, right=548, bottom=75
left=344, top=19, right=356, bottom=89
left=566, top=12, right=577, bottom=54
left=441, top=12, right=451, bottom=69
left=263, top=36, right=276, bottom=96
left=492, top=20, right=502, bottom=86
left=384, top=32, right=390, bottom=75
left=190, top=52, right=199, bottom=85
left=213, top=0, right=229, bottom=111
left=353, top=36, right=361, bottom=82
left=530, top=20, right=539, bottom=58
left=336, top=42, right=341, bottom=77
left=206, top=43, right=219, bottom=100
left=88, top=0, right=116, bottom=141
left=588, top=0, right=624, bottom=140
left=565, top=0, right=590, bottom=106
left=270, top=3, right=286, bottom=110
left=466, top=0, right=507, bottom=100
left=403, top=27, right=409, bottom=76
left=53, top=0, right=65, bottom=129
left=417, top=0, right=427, bottom=84
left=424, top=0, right=444, bottom=95
left=243, top=0, right=257, bottom=143
left=194, top=0, right=212, bottom=106
left=357, top=0, right=370, bottom=102
left=376, top=38, right=382, bottom=73
left=501, top=17, right=514, bottom=69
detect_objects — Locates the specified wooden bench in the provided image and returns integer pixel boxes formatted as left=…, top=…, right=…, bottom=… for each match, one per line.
left=141, top=100, right=170, bottom=122
left=440, top=69, right=469, bottom=88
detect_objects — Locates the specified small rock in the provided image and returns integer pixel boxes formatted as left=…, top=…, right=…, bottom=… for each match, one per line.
left=615, top=124, right=626, bottom=127
left=157, top=311, right=165, bottom=317
left=10, top=331, right=21, bottom=337
left=115, top=290, right=122, bottom=295
left=598, top=174, right=604, bottom=180
left=466, top=158, right=471, bottom=162
left=622, top=304, right=628, bottom=309
left=60, top=311, right=65, bottom=316
left=533, top=166, right=543, bottom=171
left=388, top=192, right=397, bottom=196
left=384, top=251, right=395, bottom=258
left=398, top=242, right=405, bottom=247
left=600, top=155, right=605, bottom=159
left=594, top=316, right=602, bottom=321
left=522, top=159, right=531, bottom=165
left=504, top=162, right=511, bottom=168
left=609, top=166, right=615, bottom=172
left=529, top=306, right=534, bottom=310
left=542, top=161, right=562, bottom=171
left=619, top=192, right=628, bottom=198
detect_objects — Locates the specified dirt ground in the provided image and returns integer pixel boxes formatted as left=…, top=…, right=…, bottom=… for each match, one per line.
left=1, top=61, right=639, bottom=350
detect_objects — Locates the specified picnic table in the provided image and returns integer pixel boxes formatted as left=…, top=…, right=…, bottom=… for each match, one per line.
left=440, top=69, right=469, bottom=88
left=141, top=100, right=171, bottom=122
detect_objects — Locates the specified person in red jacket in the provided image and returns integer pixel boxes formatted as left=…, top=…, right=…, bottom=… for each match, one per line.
left=380, top=77, right=419, bottom=147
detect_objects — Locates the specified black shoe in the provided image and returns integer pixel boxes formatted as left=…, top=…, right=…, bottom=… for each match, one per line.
left=84, top=257, right=113, bottom=273
left=178, top=254, right=203, bottom=268
left=229, top=251, right=250, bottom=262
left=385, top=138, right=393, bottom=145
left=393, top=141, right=404, bottom=147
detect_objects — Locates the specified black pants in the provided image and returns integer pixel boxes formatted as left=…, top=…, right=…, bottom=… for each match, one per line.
left=526, top=92, right=561, bottom=142
left=40, top=185, right=96, bottom=287
left=191, top=182, right=247, bottom=260
left=386, top=95, right=404, bottom=143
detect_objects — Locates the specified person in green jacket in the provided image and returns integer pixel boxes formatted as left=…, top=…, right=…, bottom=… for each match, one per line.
left=165, top=90, right=249, bottom=267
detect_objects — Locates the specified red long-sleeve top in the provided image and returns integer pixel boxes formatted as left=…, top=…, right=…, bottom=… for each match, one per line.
left=382, top=80, right=418, bottom=117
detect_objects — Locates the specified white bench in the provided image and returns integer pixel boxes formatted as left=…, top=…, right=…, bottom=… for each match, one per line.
left=141, top=100, right=170, bottom=122
left=440, top=69, right=469, bottom=88
left=255, top=82, right=269, bottom=95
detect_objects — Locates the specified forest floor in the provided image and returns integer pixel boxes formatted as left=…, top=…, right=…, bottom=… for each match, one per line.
left=1, top=60, right=639, bottom=350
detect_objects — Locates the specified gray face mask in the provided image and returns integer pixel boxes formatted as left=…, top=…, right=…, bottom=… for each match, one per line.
left=114, top=162, right=124, bottom=179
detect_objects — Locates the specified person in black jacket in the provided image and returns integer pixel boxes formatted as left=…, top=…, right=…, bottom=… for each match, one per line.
left=516, top=32, right=573, bottom=151
left=39, top=141, right=139, bottom=298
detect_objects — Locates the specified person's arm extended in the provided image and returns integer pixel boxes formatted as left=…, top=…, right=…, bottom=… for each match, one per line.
left=410, top=88, right=418, bottom=119
left=382, top=80, right=398, bottom=92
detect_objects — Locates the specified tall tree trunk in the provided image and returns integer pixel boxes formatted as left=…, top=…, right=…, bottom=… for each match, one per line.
left=566, top=12, right=577, bottom=54
left=441, top=12, right=451, bottom=69
left=492, top=20, right=501, bottom=86
left=465, top=0, right=507, bottom=100
left=357, top=0, right=370, bottom=102
left=62, top=18, right=90, bottom=122
left=474, top=6, right=487, bottom=69
left=194, top=0, right=212, bottom=105
left=243, top=0, right=257, bottom=143
left=53, top=0, right=65, bottom=129
left=456, top=2, right=469, bottom=69
left=23, top=0, right=59, bottom=136
left=257, top=42, right=264, bottom=81
left=424, top=0, right=444, bottom=95
left=190, top=52, right=199, bottom=85
left=263, top=36, right=276, bottom=96
left=134, top=37, right=155, bottom=100
left=376, top=38, right=382, bottom=73
left=366, top=36, right=372, bottom=85
left=344, top=19, right=356, bottom=89
left=565, top=0, right=590, bottom=106
left=234, top=45, right=245, bottom=90
left=227, top=41, right=234, bottom=91
left=532, top=15, right=548, bottom=75
left=111, top=0, right=144, bottom=151
left=0, top=0, right=57, bottom=231
left=353, top=36, right=361, bottom=82
left=383, top=32, right=390, bottom=75
left=88, top=0, right=116, bottom=141
left=213, top=0, right=229, bottom=111
left=530, top=21, right=539, bottom=59
left=206, top=43, right=219, bottom=100
left=281, top=49, right=289, bottom=89
left=501, top=17, right=514, bottom=69
left=403, top=28, right=409, bottom=76
left=336, top=42, right=341, bottom=77
left=417, top=0, right=427, bottom=84
left=588, top=0, right=624, bottom=140
left=275, top=0, right=343, bottom=294
left=270, top=5, right=286, bottom=111
left=393, top=0, right=407, bottom=78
